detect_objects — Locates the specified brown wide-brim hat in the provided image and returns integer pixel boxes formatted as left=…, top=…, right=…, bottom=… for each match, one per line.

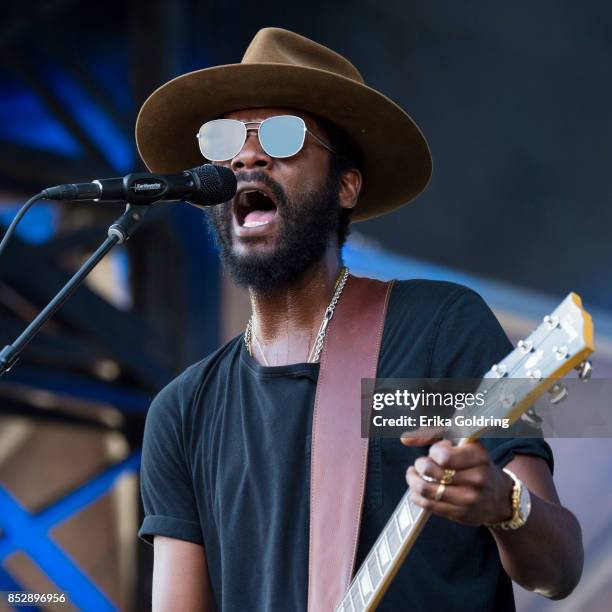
left=135, top=27, right=432, bottom=222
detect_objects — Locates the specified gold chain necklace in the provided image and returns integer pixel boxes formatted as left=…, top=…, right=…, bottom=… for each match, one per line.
left=245, top=266, right=349, bottom=365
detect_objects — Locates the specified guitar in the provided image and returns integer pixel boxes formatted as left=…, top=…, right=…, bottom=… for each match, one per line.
left=336, top=292, right=595, bottom=611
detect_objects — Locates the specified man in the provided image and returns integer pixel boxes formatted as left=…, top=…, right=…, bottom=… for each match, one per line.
left=136, top=28, right=583, bottom=611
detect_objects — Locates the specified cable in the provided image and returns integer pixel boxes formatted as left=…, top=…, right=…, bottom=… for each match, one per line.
left=0, top=192, right=46, bottom=258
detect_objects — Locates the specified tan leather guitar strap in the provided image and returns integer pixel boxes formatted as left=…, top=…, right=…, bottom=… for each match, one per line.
left=308, top=274, right=394, bottom=612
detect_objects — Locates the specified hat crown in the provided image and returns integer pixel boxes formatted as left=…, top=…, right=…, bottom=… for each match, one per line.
left=241, top=27, right=364, bottom=85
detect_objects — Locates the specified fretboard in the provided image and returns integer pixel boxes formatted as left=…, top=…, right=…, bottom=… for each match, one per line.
left=335, top=489, right=428, bottom=612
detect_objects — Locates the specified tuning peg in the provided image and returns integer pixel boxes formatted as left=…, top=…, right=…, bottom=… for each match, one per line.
left=501, top=393, right=516, bottom=408
left=543, top=315, right=560, bottom=329
left=521, top=407, right=542, bottom=426
left=491, top=364, right=507, bottom=377
left=576, top=360, right=592, bottom=381
left=517, top=339, right=534, bottom=354
left=548, top=382, right=569, bottom=404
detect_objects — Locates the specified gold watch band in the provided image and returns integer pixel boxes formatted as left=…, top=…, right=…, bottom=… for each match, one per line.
left=486, top=468, right=530, bottom=531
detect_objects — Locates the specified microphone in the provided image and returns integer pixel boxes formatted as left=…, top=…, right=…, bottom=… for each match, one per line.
left=41, top=164, right=237, bottom=206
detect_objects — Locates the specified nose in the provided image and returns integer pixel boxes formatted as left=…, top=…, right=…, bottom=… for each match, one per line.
left=231, top=129, right=271, bottom=171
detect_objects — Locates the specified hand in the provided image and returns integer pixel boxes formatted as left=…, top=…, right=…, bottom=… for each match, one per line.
left=403, top=439, right=514, bottom=526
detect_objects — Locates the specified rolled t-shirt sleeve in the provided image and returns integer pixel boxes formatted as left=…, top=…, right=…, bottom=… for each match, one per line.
left=138, top=374, right=203, bottom=546
left=430, top=288, right=554, bottom=472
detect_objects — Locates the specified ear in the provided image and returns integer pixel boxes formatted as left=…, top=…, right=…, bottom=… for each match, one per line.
left=338, top=168, right=362, bottom=210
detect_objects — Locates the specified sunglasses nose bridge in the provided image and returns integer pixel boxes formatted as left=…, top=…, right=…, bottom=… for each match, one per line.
left=231, top=125, right=272, bottom=170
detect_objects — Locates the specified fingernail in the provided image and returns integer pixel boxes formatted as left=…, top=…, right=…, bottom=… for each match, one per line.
left=431, top=448, right=449, bottom=464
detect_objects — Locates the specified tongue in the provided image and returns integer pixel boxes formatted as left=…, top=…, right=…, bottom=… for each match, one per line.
left=244, top=209, right=276, bottom=225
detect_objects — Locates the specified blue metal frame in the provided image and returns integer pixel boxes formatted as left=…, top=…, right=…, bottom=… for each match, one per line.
left=0, top=452, right=141, bottom=611
left=0, top=19, right=221, bottom=612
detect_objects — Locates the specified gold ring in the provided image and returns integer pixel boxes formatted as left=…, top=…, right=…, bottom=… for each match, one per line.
left=434, top=483, right=446, bottom=501
left=441, top=469, right=456, bottom=485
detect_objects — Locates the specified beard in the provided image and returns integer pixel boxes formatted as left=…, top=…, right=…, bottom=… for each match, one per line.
left=205, top=169, right=342, bottom=294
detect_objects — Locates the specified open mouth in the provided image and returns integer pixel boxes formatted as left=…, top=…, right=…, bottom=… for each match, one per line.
left=234, top=188, right=279, bottom=228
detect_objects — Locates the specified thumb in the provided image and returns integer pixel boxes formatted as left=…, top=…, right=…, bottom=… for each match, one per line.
left=400, top=424, right=447, bottom=447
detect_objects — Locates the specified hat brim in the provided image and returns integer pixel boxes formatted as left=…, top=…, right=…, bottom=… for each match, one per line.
left=135, top=63, right=432, bottom=222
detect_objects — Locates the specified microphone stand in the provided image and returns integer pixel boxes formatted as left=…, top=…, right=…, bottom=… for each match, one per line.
left=0, top=203, right=149, bottom=375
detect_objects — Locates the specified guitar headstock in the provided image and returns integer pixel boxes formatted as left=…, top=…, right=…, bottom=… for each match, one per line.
left=467, top=293, right=595, bottom=433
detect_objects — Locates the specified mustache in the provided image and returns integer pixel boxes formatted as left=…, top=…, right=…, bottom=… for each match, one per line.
left=234, top=170, right=287, bottom=208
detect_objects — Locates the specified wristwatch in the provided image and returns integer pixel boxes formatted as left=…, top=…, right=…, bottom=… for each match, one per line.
left=486, top=468, right=532, bottom=530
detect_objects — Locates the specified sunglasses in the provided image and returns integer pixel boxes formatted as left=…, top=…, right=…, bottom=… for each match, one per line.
left=196, top=115, right=335, bottom=162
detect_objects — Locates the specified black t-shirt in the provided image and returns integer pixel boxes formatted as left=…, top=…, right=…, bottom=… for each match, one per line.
left=139, top=280, right=553, bottom=611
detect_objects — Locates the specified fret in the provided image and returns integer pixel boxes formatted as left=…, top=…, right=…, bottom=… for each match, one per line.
left=366, top=552, right=382, bottom=588
left=378, top=532, right=391, bottom=566
left=387, top=515, right=401, bottom=555
left=359, top=563, right=374, bottom=602
left=372, top=541, right=384, bottom=575
left=358, top=567, right=373, bottom=603
left=342, top=587, right=355, bottom=612
left=397, top=500, right=412, bottom=532
left=349, top=582, right=363, bottom=612
left=404, top=494, right=414, bottom=523
left=347, top=591, right=356, bottom=612
left=394, top=511, right=404, bottom=544
left=337, top=585, right=355, bottom=612
left=407, top=492, right=423, bottom=526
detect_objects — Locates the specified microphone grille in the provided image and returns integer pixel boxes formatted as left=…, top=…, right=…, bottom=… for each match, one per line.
left=190, top=164, right=237, bottom=205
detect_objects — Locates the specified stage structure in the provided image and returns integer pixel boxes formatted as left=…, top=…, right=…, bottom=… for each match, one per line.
left=0, top=2, right=219, bottom=609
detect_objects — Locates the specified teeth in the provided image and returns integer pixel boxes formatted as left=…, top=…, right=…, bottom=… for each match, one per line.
left=243, top=220, right=270, bottom=228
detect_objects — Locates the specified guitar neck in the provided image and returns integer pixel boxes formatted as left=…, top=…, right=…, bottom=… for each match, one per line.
left=335, top=486, right=428, bottom=612
left=337, top=432, right=479, bottom=612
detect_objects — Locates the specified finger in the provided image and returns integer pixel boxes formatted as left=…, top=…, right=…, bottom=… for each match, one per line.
left=406, top=466, right=462, bottom=498
left=400, top=425, right=447, bottom=446
left=429, top=440, right=489, bottom=470
left=413, top=458, right=490, bottom=489
left=400, top=436, right=440, bottom=447
left=450, top=466, right=490, bottom=489
left=407, top=468, right=479, bottom=508
left=409, top=490, right=467, bottom=522
left=413, top=456, right=445, bottom=482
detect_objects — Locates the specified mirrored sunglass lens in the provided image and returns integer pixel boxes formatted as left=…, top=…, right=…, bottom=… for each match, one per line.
left=198, top=120, right=245, bottom=161
left=259, top=116, right=305, bottom=158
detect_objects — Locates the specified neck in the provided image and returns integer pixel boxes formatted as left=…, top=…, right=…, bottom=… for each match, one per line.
left=248, top=247, right=343, bottom=365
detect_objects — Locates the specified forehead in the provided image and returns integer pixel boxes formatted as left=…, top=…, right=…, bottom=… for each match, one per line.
left=221, top=107, right=323, bottom=133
